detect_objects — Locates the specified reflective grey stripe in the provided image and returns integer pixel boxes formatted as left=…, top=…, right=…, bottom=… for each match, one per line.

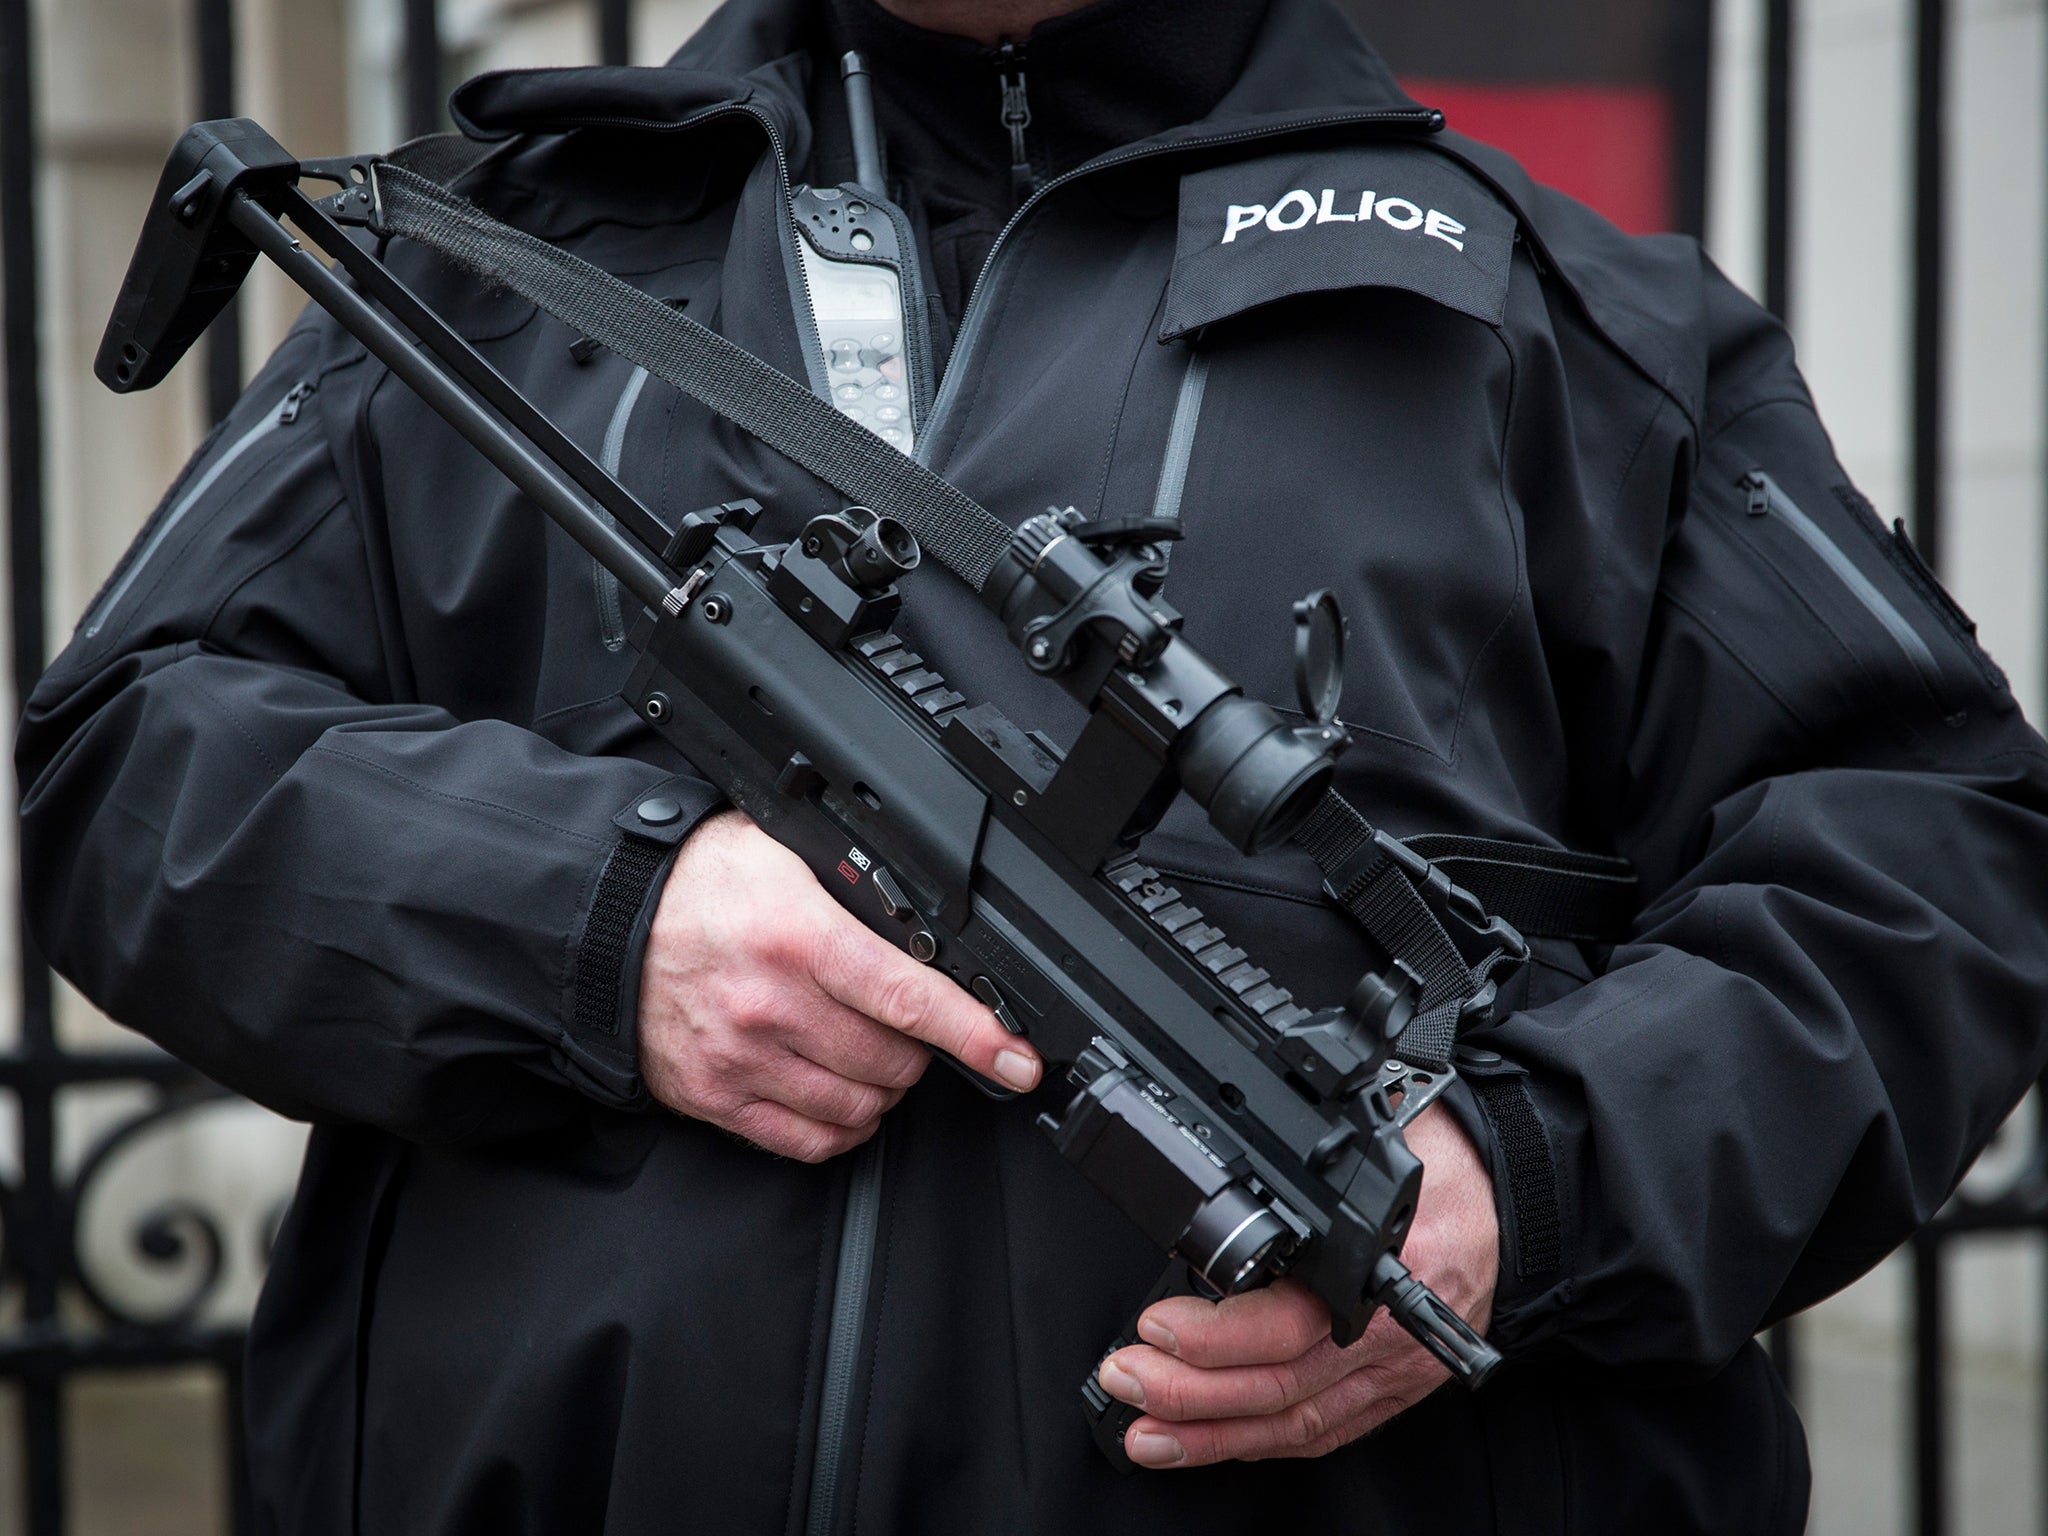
left=82, top=390, right=297, bottom=639
left=592, top=366, right=650, bottom=651
left=805, top=1129, right=885, bottom=1536
left=1749, top=471, right=1944, bottom=687
left=1151, top=349, right=1210, bottom=529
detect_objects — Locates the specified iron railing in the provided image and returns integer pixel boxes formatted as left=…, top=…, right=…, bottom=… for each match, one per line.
left=0, top=1, right=2042, bottom=1533
left=0, top=6, right=630, bottom=1531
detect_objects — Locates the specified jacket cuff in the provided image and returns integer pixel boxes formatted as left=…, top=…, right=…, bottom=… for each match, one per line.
left=557, top=774, right=723, bottom=1109
left=1443, top=1050, right=1571, bottom=1353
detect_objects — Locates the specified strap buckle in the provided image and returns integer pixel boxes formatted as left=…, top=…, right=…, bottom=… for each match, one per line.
left=301, top=155, right=386, bottom=229
left=1355, top=828, right=1531, bottom=972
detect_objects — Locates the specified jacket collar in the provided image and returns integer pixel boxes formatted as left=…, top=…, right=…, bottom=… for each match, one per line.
left=450, top=0, right=1432, bottom=157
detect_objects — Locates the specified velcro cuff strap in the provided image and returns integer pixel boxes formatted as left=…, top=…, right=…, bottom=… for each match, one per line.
left=1473, top=1075, right=1562, bottom=1279
left=575, top=835, right=669, bottom=1042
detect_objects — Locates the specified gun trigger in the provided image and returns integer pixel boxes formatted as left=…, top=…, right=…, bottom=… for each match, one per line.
left=971, top=975, right=1027, bottom=1036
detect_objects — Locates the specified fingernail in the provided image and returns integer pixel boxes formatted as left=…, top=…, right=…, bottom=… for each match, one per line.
left=994, top=1049, right=1039, bottom=1091
left=1098, top=1359, right=1144, bottom=1408
left=1127, top=1429, right=1184, bottom=1468
left=1136, top=1317, right=1179, bottom=1356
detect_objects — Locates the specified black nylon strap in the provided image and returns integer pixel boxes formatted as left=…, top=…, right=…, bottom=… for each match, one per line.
left=1403, top=833, right=1636, bottom=943
left=366, top=162, right=1017, bottom=590
left=1289, top=797, right=1638, bottom=1067
left=1291, top=793, right=1486, bottom=1070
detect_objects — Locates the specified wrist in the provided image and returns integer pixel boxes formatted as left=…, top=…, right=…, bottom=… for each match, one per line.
left=558, top=775, right=722, bottom=1110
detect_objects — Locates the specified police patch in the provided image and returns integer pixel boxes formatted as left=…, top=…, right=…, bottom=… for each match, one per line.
left=1162, top=144, right=1518, bottom=338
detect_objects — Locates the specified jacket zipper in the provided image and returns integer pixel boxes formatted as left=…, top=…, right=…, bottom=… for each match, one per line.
left=1143, top=346, right=1211, bottom=581
left=995, top=43, right=1038, bottom=204
left=592, top=366, right=650, bottom=651
left=917, top=104, right=1441, bottom=464
left=1740, top=469, right=1949, bottom=706
left=82, top=381, right=314, bottom=640
left=869, top=198, right=939, bottom=432
left=1151, top=348, right=1211, bottom=529
left=805, top=1127, right=886, bottom=1536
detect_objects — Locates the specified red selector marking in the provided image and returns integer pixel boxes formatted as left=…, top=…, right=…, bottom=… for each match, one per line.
left=837, top=861, right=861, bottom=885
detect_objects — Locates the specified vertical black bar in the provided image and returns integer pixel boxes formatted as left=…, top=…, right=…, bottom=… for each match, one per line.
left=1912, top=1230, right=1947, bottom=1536
left=21, top=1372, right=61, bottom=1536
left=1910, top=0, right=1947, bottom=572
left=1, top=0, right=47, bottom=711
left=195, top=0, right=240, bottom=424
left=1763, top=0, right=1794, bottom=321
left=223, top=1347, right=253, bottom=1536
left=598, top=0, right=632, bottom=67
left=0, top=2, right=65, bottom=1531
left=1666, top=0, right=1713, bottom=240
left=404, top=0, right=443, bottom=140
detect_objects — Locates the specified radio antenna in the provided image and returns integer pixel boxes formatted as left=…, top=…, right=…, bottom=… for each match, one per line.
left=840, top=52, right=887, bottom=197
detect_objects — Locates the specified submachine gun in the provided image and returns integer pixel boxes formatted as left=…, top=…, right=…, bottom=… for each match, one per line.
left=98, top=119, right=1507, bottom=1462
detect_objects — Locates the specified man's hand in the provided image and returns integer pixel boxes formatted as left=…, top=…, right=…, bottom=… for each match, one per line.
left=1096, top=1103, right=1498, bottom=1467
left=637, top=810, right=1041, bottom=1160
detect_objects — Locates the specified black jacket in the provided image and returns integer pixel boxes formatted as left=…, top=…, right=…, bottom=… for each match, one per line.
left=21, top=0, right=2048, bottom=1531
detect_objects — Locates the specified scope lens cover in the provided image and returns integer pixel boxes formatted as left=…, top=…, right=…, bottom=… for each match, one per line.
left=1293, top=589, right=1346, bottom=725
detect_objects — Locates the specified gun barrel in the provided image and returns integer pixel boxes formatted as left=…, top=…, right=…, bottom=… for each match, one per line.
left=1372, top=1250, right=1502, bottom=1387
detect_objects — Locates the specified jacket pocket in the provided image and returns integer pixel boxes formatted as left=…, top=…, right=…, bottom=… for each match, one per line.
left=1736, top=468, right=1958, bottom=716
left=1831, top=480, right=2013, bottom=701
left=1683, top=396, right=2011, bottom=744
left=79, top=379, right=318, bottom=642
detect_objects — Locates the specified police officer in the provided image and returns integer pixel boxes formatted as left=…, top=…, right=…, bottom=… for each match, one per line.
left=21, top=0, right=2048, bottom=1530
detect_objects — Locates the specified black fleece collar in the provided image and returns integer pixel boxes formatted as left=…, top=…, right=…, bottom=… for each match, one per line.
left=450, top=0, right=1430, bottom=155
left=822, top=0, right=1273, bottom=186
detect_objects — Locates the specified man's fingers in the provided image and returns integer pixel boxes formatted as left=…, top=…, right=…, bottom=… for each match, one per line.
left=780, top=998, right=932, bottom=1091
left=725, top=1099, right=876, bottom=1164
left=1121, top=1360, right=1436, bottom=1469
left=1137, top=1279, right=1332, bottom=1368
left=753, top=1053, right=902, bottom=1130
left=1099, top=1340, right=1354, bottom=1424
left=806, top=908, right=1041, bottom=1092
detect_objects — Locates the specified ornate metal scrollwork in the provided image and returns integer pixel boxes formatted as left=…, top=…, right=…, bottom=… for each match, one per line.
left=62, top=1084, right=304, bottom=1333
